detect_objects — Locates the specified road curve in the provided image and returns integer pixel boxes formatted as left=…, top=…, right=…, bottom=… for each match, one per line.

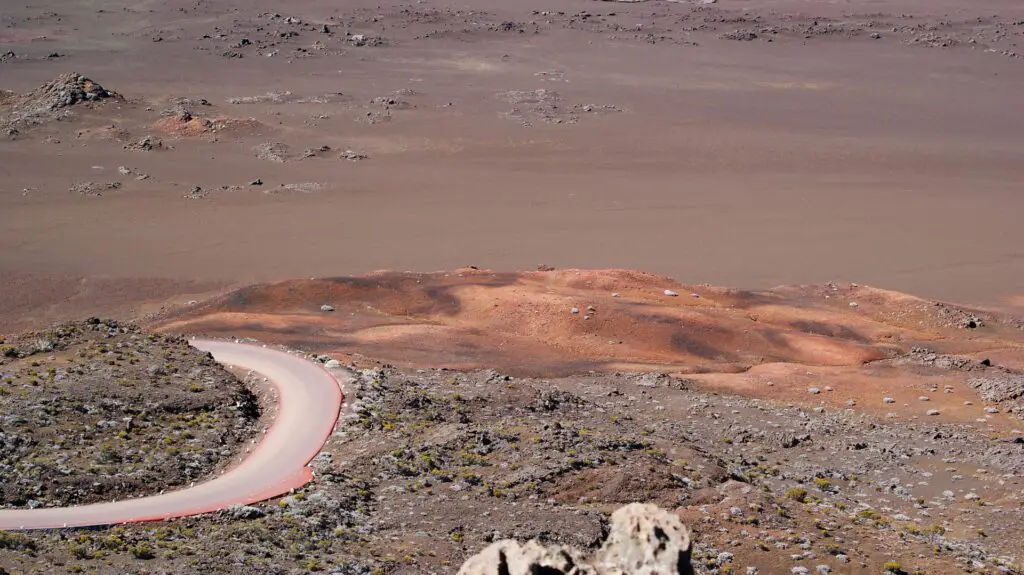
left=0, top=340, right=343, bottom=531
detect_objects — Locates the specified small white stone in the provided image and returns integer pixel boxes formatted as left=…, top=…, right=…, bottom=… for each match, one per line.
left=848, top=302, right=859, bottom=308
left=984, top=407, right=999, bottom=414
left=664, top=289, right=679, bottom=297
left=883, top=397, right=896, bottom=404
left=926, top=409, right=940, bottom=416
left=611, top=292, right=621, bottom=298
left=571, top=307, right=580, bottom=315
left=918, top=396, right=930, bottom=401
left=808, top=387, right=821, bottom=395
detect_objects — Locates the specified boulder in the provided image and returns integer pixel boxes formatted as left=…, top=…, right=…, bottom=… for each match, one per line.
left=458, top=503, right=692, bottom=575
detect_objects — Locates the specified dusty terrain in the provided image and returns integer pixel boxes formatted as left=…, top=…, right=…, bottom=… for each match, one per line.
left=2, top=0, right=1024, bottom=310
left=2, top=0, right=1024, bottom=573
left=155, top=269, right=1024, bottom=424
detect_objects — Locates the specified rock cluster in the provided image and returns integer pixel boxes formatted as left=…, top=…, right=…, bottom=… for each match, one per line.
left=458, top=503, right=693, bottom=575
left=26, top=72, right=116, bottom=111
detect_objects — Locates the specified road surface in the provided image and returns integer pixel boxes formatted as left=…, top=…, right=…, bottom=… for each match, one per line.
left=0, top=340, right=344, bottom=530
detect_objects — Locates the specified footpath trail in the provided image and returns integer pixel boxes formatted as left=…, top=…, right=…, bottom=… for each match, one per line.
left=0, top=340, right=344, bottom=530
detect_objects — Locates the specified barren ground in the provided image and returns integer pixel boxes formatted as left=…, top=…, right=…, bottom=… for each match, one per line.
left=2, top=0, right=1024, bottom=573
left=2, top=0, right=1024, bottom=312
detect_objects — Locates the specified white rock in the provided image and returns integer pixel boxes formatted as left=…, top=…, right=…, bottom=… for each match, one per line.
left=926, top=409, right=940, bottom=416
left=808, top=387, right=821, bottom=395
left=320, top=304, right=335, bottom=312
left=664, top=290, right=679, bottom=297
left=918, top=396, right=930, bottom=401
left=984, top=407, right=999, bottom=414
left=611, top=292, right=621, bottom=298
left=883, top=397, right=896, bottom=404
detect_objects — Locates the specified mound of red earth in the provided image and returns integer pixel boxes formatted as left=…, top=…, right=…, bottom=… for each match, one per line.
left=153, top=269, right=1024, bottom=424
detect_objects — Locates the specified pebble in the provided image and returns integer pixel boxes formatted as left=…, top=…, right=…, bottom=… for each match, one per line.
left=571, top=307, right=580, bottom=315
left=813, top=407, right=825, bottom=413
left=848, top=302, right=859, bottom=308
left=816, top=566, right=831, bottom=575
left=808, top=387, right=821, bottom=395
left=611, top=292, right=621, bottom=298
left=717, top=551, right=734, bottom=565
left=747, top=568, right=759, bottom=575
left=964, top=492, right=980, bottom=500
left=926, top=409, right=940, bottom=416
left=319, top=304, right=335, bottom=312
left=664, top=289, right=679, bottom=297
left=883, top=397, right=896, bottom=404
left=836, top=554, right=849, bottom=564
left=792, top=567, right=810, bottom=575
left=984, top=407, right=999, bottom=414
left=918, top=396, right=930, bottom=401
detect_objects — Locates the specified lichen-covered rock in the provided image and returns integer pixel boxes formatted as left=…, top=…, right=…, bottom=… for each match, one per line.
left=458, top=503, right=692, bottom=575
left=457, top=540, right=593, bottom=575
left=598, top=504, right=692, bottom=575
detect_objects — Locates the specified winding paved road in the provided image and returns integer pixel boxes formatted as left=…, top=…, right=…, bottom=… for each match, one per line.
left=0, top=340, right=344, bottom=531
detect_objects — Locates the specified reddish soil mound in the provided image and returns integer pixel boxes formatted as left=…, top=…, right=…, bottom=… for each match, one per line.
left=153, top=269, right=1024, bottom=423
left=152, top=114, right=265, bottom=138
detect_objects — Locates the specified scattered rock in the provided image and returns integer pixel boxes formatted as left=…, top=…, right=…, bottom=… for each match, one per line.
left=123, top=135, right=164, bottom=152
left=253, top=142, right=291, bottom=163
left=340, top=150, right=368, bottom=161
left=320, top=304, right=335, bottom=312
left=222, top=505, right=265, bottom=520
left=68, top=181, right=121, bottom=196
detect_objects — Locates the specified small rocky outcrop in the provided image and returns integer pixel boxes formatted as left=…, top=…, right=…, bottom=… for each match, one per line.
left=2, top=72, right=118, bottom=132
left=26, top=72, right=116, bottom=111
left=458, top=503, right=693, bottom=575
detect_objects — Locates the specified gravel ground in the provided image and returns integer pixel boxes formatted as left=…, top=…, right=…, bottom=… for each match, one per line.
left=0, top=319, right=259, bottom=510
left=1, top=354, right=1019, bottom=574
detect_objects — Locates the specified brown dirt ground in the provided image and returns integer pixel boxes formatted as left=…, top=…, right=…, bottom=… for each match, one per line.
left=152, top=269, right=1024, bottom=427
left=2, top=0, right=1024, bottom=308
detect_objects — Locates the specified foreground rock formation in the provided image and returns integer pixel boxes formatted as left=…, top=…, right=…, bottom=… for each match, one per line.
left=458, top=504, right=692, bottom=575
